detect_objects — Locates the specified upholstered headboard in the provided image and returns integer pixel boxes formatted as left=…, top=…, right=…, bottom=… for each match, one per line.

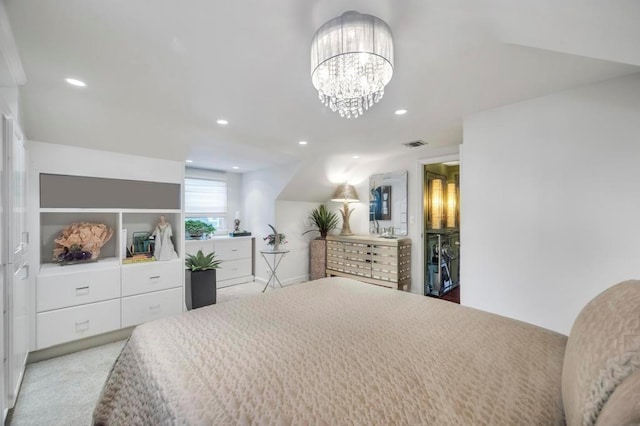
left=562, top=280, right=640, bottom=426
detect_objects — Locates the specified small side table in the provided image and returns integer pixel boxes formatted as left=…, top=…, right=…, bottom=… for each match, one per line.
left=260, top=249, right=290, bottom=292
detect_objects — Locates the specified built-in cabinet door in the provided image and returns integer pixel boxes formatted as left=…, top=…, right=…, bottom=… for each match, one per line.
left=0, top=116, right=6, bottom=421
left=4, top=116, right=26, bottom=263
left=8, top=259, right=28, bottom=405
left=2, top=115, right=28, bottom=410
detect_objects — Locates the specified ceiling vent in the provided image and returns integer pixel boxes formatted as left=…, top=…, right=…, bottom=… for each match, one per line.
left=403, top=140, right=427, bottom=148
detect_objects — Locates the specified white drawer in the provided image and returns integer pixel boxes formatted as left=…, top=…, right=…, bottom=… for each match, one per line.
left=36, top=299, right=121, bottom=349
left=121, top=287, right=183, bottom=328
left=217, top=258, right=252, bottom=282
left=215, top=238, right=251, bottom=261
left=37, top=267, right=120, bottom=312
left=184, top=240, right=215, bottom=257
left=121, top=260, right=182, bottom=297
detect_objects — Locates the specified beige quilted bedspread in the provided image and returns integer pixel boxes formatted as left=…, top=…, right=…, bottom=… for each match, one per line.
left=93, top=277, right=567, bottom=425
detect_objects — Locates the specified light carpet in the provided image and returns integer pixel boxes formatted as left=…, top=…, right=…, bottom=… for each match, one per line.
left=8, top=340, right=126, bottom=426
left=217, top=280, right=268, bottom=303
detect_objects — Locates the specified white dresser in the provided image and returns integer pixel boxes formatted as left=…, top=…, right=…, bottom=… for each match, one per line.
left=35, top=253, right=184, bottom=350
left=185, top=236, right=254, bottom=287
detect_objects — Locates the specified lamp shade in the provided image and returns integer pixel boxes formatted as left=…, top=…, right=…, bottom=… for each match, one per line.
left=431, top=178, right=444, bottom=230
left=311, top=11, right=394, bottom=118
left=446, top=181, right=457, bottom=228
left=331, top=184, right=359, bottom=203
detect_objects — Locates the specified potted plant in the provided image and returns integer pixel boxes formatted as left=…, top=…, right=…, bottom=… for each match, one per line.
left=303, top=205, right=339, bottom=239
left=185, top=219, right=216, bottom=239
left=185, top=249, right=222, bottom=309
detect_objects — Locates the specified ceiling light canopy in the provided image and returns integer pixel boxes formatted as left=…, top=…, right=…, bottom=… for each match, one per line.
left=310, top=11, right=394, bottom=119
left=216, top=119, right=228, bottom=125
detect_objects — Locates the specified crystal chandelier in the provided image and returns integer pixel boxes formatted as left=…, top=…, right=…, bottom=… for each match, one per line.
left=310, top=11, right=394, bottom=118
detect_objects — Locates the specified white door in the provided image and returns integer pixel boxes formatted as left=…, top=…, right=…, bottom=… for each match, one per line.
left=8, top=258, right=27, bottom=406
left=5, top=115, right=26, bottom=262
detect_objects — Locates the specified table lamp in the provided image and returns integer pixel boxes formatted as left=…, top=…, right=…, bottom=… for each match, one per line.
left=331, top=184, right=360, bottom=235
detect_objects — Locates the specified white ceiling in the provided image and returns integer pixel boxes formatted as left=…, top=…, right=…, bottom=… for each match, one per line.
left=5, top=0, right=640, bottom=172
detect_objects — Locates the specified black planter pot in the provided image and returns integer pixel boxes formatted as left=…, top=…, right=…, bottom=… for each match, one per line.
left=185, top=269, right=216, bottom=310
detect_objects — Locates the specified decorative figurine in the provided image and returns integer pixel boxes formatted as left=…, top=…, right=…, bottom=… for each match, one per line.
left=152, top=215, right=178, bottom=261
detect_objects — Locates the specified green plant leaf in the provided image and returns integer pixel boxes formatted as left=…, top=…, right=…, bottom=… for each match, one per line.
left=185, top=249, right=221, bottom=271
left=185, top=220, right=216, bottom=235
left=302, top=204, right=339, bottom=236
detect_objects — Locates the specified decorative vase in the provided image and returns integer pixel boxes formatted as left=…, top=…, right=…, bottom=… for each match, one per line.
left=186, top=269, right=217, bottom=310
left=310, top=239, right=327, bottom=280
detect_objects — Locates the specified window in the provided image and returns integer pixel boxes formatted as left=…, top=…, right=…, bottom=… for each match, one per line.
left=184, top=178, right=227, bottom=233
left=184, top=178, right=226, bottom=213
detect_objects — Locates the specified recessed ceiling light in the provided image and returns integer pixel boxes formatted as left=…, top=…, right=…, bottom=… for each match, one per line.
left=232, top=166, right=239, bottom=170
left=185, top=160, right=193, bottom=163
left=353, top=155, right=360, bottom=159
left=394, top=109, right=407, bottom=115
left=216, top=119, right=228, bottom=125
left=65, top=78, right=86, bottom=87
left=298, top=141, right=308, bottom=145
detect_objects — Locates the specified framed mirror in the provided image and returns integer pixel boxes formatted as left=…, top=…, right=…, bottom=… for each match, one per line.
left=369, top=170, right=408, bottom=236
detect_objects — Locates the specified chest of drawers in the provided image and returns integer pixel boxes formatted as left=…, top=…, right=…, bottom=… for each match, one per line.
left=185, top=237, right=254, bottom=287
left=36, top=258, right=183, bottom=349
left=326, top=235, right=411, bottom=290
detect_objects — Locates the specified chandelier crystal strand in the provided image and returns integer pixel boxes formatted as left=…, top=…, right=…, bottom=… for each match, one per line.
left=311, top=11, right=394, bottom=118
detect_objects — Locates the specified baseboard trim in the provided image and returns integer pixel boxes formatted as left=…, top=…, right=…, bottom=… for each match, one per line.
left=255, top=274, right=309, bottom=287
left=27, top=327, right=134, bottom=364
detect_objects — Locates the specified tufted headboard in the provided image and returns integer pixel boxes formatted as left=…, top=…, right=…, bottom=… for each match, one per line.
left=562, top=280, right=640, bottom=426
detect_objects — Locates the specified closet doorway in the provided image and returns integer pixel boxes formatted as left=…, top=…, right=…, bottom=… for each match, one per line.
left=423, top=159, right=460, bottom=304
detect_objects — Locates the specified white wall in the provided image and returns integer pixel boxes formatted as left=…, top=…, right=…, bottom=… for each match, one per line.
left=271, top=200, right=321, bottom=285
left=241, top=162, right=299, bottom=283
left=462, top=72, right=640, bottom=335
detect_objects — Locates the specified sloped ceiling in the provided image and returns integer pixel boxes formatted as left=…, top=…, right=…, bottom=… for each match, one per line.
left=4, top=0, right=640, bottom=174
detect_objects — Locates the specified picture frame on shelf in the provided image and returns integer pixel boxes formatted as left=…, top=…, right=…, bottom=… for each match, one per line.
left=132, top=231, right=153, bottom=254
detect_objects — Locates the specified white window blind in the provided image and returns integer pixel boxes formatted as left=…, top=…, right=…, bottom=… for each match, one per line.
left=184, top=178, right=227, bottom=213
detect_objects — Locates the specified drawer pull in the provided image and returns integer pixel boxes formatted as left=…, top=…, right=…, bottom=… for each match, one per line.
left=231, top=249, right=238, bottom=252
left=75, top=286, right=90, bottom=295
left=149, top=304, right=161, bottom=310
left=149, top=275, right=161, bottom=280
left=75, top=320, right=90, bottom=332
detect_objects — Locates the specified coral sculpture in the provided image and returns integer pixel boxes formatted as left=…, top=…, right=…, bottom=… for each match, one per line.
left=53, top=222, right=113, bottom=261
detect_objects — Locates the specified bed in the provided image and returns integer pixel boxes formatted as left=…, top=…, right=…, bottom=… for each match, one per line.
left=93, top=277, right=640, bottom=425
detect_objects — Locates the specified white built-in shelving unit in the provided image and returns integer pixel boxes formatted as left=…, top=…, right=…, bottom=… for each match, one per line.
left=36, top=208, right=184, bottom=349
left=28, top=142, right=186, bottom=351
